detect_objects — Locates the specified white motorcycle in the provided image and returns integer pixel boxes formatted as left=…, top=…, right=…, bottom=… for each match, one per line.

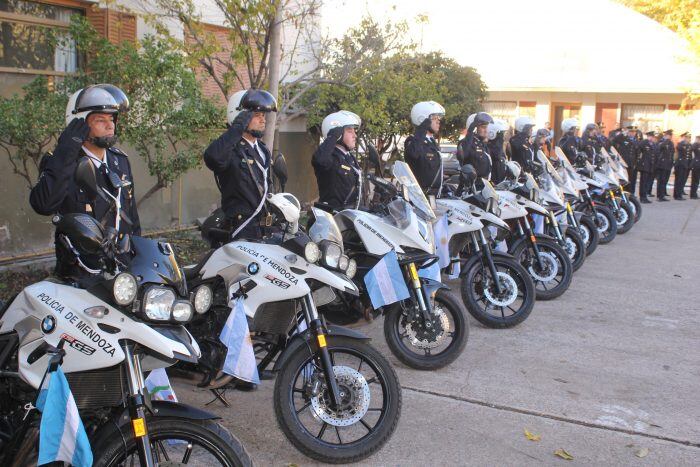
left=317, top=160, right=468, bottom=370
left=604, top=147, right=642, bottom=223
left=439, top=165, right=536, bottom=328
left=184, top=191, right=401, bottom=464
left=0, top=158, right=251, bottom=467
left=588, top=149, right=635, bottom=235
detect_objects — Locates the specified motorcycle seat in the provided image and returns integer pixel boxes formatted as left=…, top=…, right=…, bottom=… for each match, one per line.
left=182, top=249, right=216, bottom=281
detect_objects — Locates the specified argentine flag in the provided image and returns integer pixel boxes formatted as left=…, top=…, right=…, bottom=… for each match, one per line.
left=433, top=213, right=450, bottom=269
left=36, top=365, right=92, bottom=467
left=220, top=298, right=260, bottom=384
left=145, top=368, right=178, bottom=402
left=364, top=250, right=410, bottom=309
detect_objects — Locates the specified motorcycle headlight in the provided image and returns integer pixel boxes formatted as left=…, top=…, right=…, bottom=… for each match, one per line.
left=113, top=273, right=137, bottom=306
left=323, top=242, right=342, bottom=269
left=346, top=259, right=357, bottom=279
left=143, top=287, right=176, bottom=321
left=172, top=300, right=193, bottom=322
left=193, top=285, right=213, bottom=314
left=338, top=255, right=349, bottom=272
left=304, top=241, right=320, bottom=263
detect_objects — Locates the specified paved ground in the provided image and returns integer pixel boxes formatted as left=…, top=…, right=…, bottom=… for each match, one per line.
left=176, top=198, right=700, bottom=466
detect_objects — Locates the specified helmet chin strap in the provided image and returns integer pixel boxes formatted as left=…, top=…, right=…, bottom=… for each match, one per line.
left=88, top=135, right=118, bottom=149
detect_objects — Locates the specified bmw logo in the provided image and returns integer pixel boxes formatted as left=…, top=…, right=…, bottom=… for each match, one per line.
left=247, top=262, right=260, bottom=275
left=41, top=315, right=56, bottom=334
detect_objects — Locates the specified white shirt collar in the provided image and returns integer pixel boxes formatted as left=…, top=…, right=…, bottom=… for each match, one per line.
left=82, top=146, right=108, bottom=169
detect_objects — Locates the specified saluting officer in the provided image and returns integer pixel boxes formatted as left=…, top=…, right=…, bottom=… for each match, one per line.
left=204, top=89, right=278, bottom=239
left=506, top=116, right=536, bottom=172
left=458, top=112, right=495, bottom=181
left=404, top=101, right=446, bottom=194
left=30, top=84, right=139, bottom=279
left=635, top=131, right=656, bottom=203
left=673, top=132, right=692, bottom=200
left=312, top=110, right=362, bottom=210
left=655, top=130, right=675, bottom=201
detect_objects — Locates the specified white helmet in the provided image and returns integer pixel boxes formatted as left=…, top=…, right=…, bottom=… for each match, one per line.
left=65, top=84, right=129, bottom=126
left=487, top=118, right=509, bottom=140
left=321, top=110, right=361, bottom=138
left=410, top=101, right=445, bottom=126
left=514, top=116, right=535, bottom=133
left=226, top=90, right=247, bottom=125
left=226, top=88, right=278, bottom=125
left=561, top=117, right=580, bottom=133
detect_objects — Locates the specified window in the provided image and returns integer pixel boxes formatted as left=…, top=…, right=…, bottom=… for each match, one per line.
left=0, top=0, right=82, bottom=95
left=482, top=101, right=517, bottom=125
left=621, top=104, right=665, bottom=134
left=517, top=101, right=536, bottom=119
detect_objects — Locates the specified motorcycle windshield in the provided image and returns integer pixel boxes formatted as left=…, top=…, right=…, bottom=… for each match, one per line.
left=554, top=147, right=581, bottom=180
left=128, top=236, right=185, bottom=295
left=309, top=207, right=343, bottom=246
left=386, top=198, right=413, bottom=230
left=537, top=150, right=564, bottom=185
left=392, top=161, right=437, bottom=221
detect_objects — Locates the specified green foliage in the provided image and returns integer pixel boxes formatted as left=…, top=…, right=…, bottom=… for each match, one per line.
left=0, top=77, right=66, bottom=188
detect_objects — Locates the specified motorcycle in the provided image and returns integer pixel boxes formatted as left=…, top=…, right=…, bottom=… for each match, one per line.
left=319, top=159, right=468, bottom=370
left=587, top=151, right=635, bottom=235
left=604, top=147, right=642, bottom=223
left=184, top=188, right=401, bottom=464
left=440, top=165, right=536, bottom=328
left=0, top=157, right=251, bottom=467
left=570, top=153, right=619, bottom=244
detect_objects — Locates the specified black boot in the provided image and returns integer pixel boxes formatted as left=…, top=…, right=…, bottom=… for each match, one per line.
left=640, top=197, right=651, bottom=204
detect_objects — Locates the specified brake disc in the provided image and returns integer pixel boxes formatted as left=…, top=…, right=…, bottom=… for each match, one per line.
left=527, top=251, right=558, bottom=282
left=310, top=366, right=371, bottom=427
left=405, top=304, right=451, bottom=349
left=483, top=271, right=518, bottom=307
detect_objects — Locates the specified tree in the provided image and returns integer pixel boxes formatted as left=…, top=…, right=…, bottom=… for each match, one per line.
left=68, top=17, right=222, bottom=206
left=0, top=77, right=66, bottom=189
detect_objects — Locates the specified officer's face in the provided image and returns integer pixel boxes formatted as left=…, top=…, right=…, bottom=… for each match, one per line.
left=248, top=111, right=266, bottom=134
left=476, top=124, right=488, bottom=139
left=342, top=127, right=357, bottom=150
left=430, top=115, right=441, bottom=134
left=87, top=113, right=115, bottom=138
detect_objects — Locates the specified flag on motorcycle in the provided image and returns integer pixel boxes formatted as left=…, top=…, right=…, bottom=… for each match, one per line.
left=220, top=297, right=260, bottom=384
left=36, top=365, right=93, bottom=467
left=447, top=259, right=461, bottom=280
left=433, top=213, right=450, bottom=268
left=418, top=260, right=441, bottom=283
left=145, top=368, right=177, bottom=402
left=364, top=249, right=410, bottom=309
left=532, top=214, right=545, bottom=234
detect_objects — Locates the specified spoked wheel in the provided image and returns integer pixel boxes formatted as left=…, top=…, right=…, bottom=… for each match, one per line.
left=384, top=289, right=468, bottom=370
left=274, top=336, right=401, bottom=464
left=93, top=417, right=252, bottom=467
left=593, top=205, right=617, bottom=244
left=627, top=195, right=642, bottom=222
left=577, top=214, right=599, bottom=256
left=511, top=237, right=573, bottom=300
left=460, top=253, right=535, bottom=328
left=614, top=201, right=635, bottom=234
left=562, top=226, right=586, bottom=272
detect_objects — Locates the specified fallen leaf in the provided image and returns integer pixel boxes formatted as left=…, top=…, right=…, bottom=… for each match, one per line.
left=636, top=448, right=649, bottom=458
left=554, top=449, right=574, bottom=460
left=524, top=429, right=541, bottom=441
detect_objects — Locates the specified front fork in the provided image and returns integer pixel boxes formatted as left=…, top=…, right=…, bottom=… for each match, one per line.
left=546, top=210, right=566, bottom=246
left=123, top=343, right=156, bottom=467
left=404, top=261, right=433, bottom=322
left=472, top=229, right=503, bottom=294
left=607, top=190, right=621, bottom=212
left=519, top=217, right=545, bottom=270
left=301, top=294, right=342, bottom=409
left=565, top=202, right=579, bottom=230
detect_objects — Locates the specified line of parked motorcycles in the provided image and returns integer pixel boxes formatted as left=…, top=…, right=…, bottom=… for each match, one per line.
left=0, top=141, right=640, bottom=465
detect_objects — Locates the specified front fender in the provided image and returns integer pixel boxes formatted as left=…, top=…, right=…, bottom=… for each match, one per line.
left=420, top=277, right=450, bottom=296
left=271, top=325, right=370, bottom=372
left=506, top=233, right=556, bottom=255
left=304, top=263, right=359, bottom=296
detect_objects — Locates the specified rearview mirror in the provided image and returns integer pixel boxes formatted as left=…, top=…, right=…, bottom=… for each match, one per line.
left=460, top=164, right=477, bottom=185
left=273, top=153, right=288, bottom=189
left=75, top=157, right=99, bottom=201
left=366, top=143, right=380, bottom=168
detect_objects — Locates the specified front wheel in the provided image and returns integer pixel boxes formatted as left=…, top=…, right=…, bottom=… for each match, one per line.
left=562, top=226, right=586, bottom=272
left=274, top=336, right=401, bottom=464
left=614, top=200, right=635, bottom=234
left=593, top=205, right=618, bottom=244
left=627, top=194, right=642, bottom=223
left=460, top=253, right=535, bottom=328
left=384, top=289, right=468, bottom=370
left=577, top=214, right=600, bottom=256
left=92, top=417, right=252, bottom=467
left=511, top=236, right=573, bottom=301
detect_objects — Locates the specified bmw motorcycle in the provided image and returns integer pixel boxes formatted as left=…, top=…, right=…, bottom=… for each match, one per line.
left=0, top=158, right=251, bottom=467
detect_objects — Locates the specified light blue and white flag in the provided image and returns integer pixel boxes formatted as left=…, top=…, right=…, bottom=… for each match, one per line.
left=532, top=214, right=545, bottom=234
left=418, top=260, right=441, bottom=283
left=447, top=259, right=461, bottom=280
left=364, top=250, right=410, bottom=309
left=433, top=214, right=450, bottom=268
left=36, top=365, right=93, bottom=467
left=219, top=298, right=260, bottom=384
left=145, top=368, right=178, bottom=402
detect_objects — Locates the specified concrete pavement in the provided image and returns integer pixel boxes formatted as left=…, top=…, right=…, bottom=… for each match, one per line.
left=176, top=199, right=700, bottom=466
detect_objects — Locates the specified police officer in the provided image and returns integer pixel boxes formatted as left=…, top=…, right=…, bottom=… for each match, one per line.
left=558, top=118, right=581, bottom=164
left=655, top=130, right=674, bottom=201
left=613, top=126, right=638, bottom=193
left=673, top=132, right=692, bottom=200
left=204, top=89, right=278, bottom=239
left=506, top=116, right=536, bottom=172
left=30, top=84, right=138, bottom=279
left=597, top=122, right=611, bottom=151
left=580, top=123, right=599, bottom=163
left=691, top=135, right=700, bottom=199
left=486, top=119, right=509, bottom=184
left=312, top=110, right=362, bottom=210
left=404, top=101, right=445, bottom=193
left=635, top=131, right=656, bottom=203
left=457, top=112, right=494, bottom=181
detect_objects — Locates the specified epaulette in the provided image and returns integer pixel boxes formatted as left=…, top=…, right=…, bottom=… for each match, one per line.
left=109, top=147, right=128, bottom=157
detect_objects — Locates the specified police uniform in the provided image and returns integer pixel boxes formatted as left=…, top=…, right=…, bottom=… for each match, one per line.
left=656, top=132, right=675, bottom=200
left=458, top=132, right=491, bottom=180
left=506, top=131, right=535, bottom=172
left=673, top=134, right=692, bottom=199
left=613, top=130, right=638, bottom=193
left=404, top=129, right=443, bottom=193
left=636, top=135, right=655, bottom=201
left=312, top=137, right=361, bottom=210
left=690, top=139, right=700, bottom=198
left=580, top=132, right=597, bottom=162
left=30, top=146, right=141, bottom=278
left=487, top=136, right=508, bottom=184
left=558, top=134, right=580, bottom=163
left=204, top=124, right=273, bottom=239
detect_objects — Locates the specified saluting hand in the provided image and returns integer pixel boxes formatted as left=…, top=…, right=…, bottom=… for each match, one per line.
left=55, top=118, right=90, bottom=163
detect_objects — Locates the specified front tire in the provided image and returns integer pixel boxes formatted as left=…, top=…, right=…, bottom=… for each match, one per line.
left=627, top=194, right=642, bottom=223
left=510, top=236, right=573, bottom=301
left=384, top=289, right=468, bottom=370
left=562, top=226, right=586, bottom=272
left=577, top=214, right=599, bottom=256
left=614, top=200, right=635, bottom=234
left=274, top=336, right=401, bottom=464
left=593, top=205, right=618, bottom=244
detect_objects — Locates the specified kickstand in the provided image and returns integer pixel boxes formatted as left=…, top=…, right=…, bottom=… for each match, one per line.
left=206, top=388, right=230, bottom=408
